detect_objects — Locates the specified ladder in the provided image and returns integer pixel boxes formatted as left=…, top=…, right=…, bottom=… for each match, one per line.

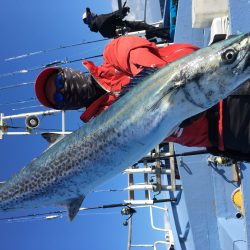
left=124, top=142, right=179, bottom=250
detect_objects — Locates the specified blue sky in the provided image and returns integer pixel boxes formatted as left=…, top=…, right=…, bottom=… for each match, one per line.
left=0, top=1, right=167, bottom=250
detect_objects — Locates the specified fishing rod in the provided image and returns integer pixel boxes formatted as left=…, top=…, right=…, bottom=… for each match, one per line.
left=0, top=198, right=176, bottom=222
left=4, top=38, right=109, bottom=62
left=0, top=52, right=102, bottom=87
left=0, top=98, right=37, bottom=107
left=0, top=97, right=41, bottom=111
left=0, top=54, right=103, bottom=78
left=137, top=149, right=209, bottom=163
left=12, top=105, right=43, bottom=111
left=0, top=81, right=34, bottom=91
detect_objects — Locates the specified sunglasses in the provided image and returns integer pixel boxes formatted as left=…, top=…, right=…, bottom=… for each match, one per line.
left=53, top=73, right=66, bottom=108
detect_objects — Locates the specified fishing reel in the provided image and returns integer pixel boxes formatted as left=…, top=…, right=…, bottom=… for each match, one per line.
left=207, top=155, right=234, bottom=166
left=121, top=206, right=136, bottom=226
left=25, top=115, right=40, bottom=130
left=115, top=26, right=129, bottom=37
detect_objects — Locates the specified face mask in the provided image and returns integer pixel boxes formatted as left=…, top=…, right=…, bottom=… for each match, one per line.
left=52, top=68, right=105, bottom=110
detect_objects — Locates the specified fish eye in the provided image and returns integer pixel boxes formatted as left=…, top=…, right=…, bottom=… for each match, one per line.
left=222, top=49, right=237, bottom=64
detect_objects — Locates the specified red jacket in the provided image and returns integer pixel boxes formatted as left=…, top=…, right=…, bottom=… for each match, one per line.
left=81, top=36, right=211, bottom=148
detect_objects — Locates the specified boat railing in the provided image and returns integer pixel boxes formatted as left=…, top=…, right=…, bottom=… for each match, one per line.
left=124, top=142, right=177, bottom=250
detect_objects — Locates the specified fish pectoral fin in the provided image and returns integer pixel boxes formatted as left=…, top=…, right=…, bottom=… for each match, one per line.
left=60, top=195, right=85, bottom=222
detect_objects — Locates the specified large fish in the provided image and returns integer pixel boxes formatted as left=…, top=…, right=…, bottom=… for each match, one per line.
left=0, top=33, right=250, bottom=221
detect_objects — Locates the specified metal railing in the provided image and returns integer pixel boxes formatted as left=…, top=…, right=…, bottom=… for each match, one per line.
left=125, top=143, right=178, bottom=250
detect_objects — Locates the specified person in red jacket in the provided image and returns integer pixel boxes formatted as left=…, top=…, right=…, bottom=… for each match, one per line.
left=35, top=36, right=250, bottom=162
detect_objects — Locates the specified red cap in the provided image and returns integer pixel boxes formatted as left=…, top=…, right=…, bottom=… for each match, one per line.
left=35, top=67, right=60, bottom=108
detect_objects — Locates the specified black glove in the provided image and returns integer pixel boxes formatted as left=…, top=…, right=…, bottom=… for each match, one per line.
left=122, top=6, right=130, bottom=16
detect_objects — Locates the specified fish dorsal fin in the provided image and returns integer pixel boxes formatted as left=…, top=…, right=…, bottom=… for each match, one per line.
left=62, top=195, right=85, bottom=221
left=119, top=67, right=158, bottom=97
left=41, top=133, right=64, bottom=146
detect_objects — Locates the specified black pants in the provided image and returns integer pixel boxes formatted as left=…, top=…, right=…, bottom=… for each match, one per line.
left=223, top=95, right=250, bottom=154
left=123, top=21, right=170, bottom=41
left=207, top=81, right=250, bottom=161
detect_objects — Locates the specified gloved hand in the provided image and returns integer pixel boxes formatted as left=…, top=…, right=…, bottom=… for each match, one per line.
left=122, top=6, right=130, bottom=16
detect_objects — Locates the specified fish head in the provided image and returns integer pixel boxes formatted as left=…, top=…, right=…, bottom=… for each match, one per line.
left=203, top=32, right=250, bottom=95
left=216, top=32, right=250, bottom=82
left=176, top=33, right=250, bottom=108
